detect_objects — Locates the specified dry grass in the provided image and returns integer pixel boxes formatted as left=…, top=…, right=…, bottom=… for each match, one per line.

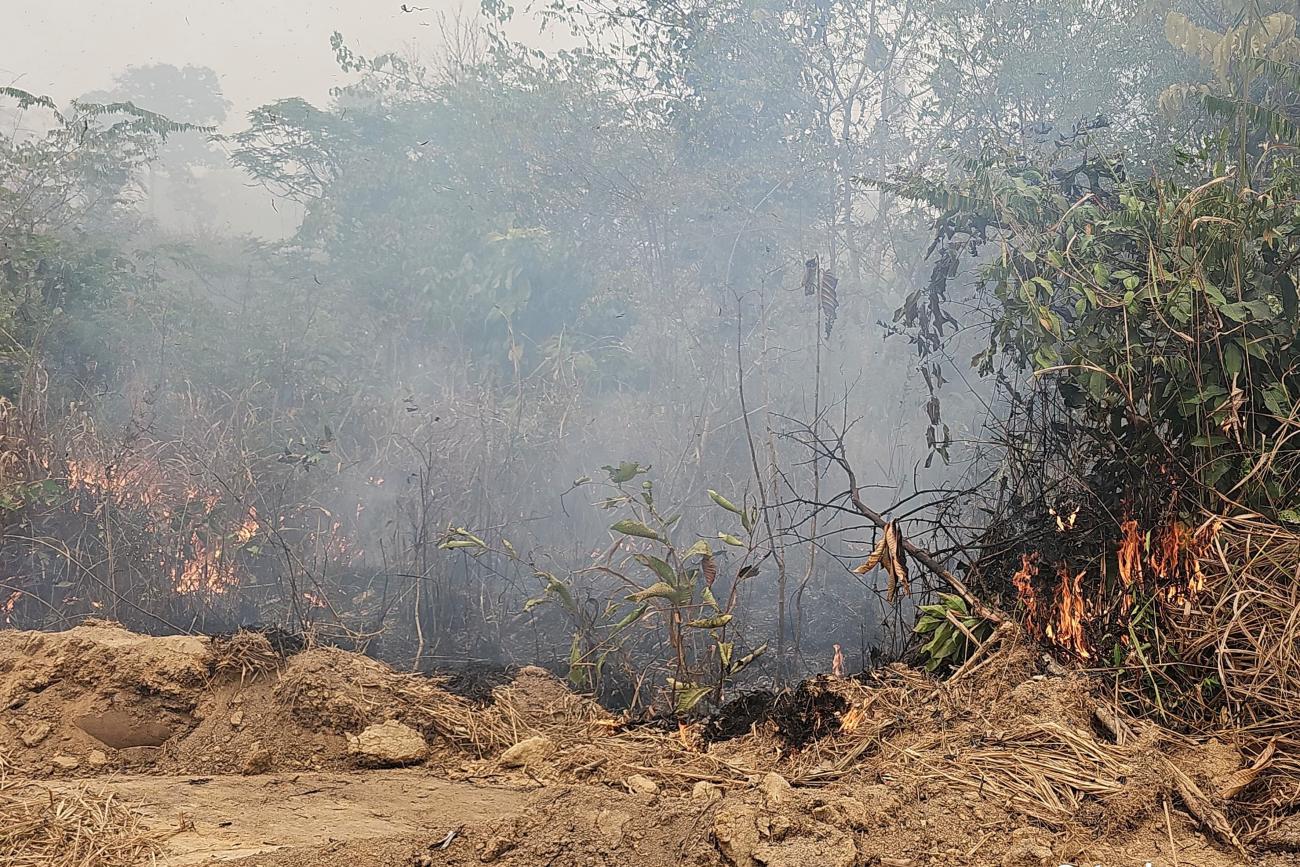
left=272, top=647, right=513, bottom=756
left=0, top=774, right=160, bottom=867
left=1188, top=517, right=1300, bottom=761
left=210, top=630, right=282, bottom=681
left=1164, top=514, right=1300, bottom=839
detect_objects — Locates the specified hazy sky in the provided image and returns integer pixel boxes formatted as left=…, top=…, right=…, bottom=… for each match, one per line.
left=1, top=1, right=560, bottom=126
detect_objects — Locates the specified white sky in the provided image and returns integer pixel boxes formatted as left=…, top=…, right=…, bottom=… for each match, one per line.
left=0, top=0, right=565, bottom=125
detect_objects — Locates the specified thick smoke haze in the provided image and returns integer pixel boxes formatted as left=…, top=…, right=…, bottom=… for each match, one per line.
left=0, top=0, right=1234, bottom=711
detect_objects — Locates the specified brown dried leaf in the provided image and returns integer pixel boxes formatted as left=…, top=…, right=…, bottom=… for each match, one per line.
left=883, top=521, right=911, bottom=601
left=852, top=536, right=886, bottom=574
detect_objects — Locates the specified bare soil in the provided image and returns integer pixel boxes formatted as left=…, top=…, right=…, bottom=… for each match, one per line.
left=3, top=621, right=1297, bottom=866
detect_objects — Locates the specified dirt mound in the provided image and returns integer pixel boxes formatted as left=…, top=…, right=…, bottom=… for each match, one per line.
left=5, top=622, right=1297, bottom=866
left=0, top=622, right=507, bottom=777
left=0, top=622, right=209, bottom=775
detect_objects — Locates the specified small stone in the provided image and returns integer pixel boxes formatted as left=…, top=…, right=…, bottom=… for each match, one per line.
left=20, top=722, right=51, bottom=747
left=346, top=720, right=428, bottom=767
left=595, top=807, right=632, bottom=841
left=625, top=774, right=659, bottom=796
left=758, top=771, right=793, bottom=807
left=692, top=780, right=723, bottom=802
left=51, top=754, right=80, bottom=770
left=241, top=742, right=273, bottom=774
left=479, top=833, right=516, bottom=862
left=229, top=710, right=245, bottom=728
left=87, top=749, right=109, bottom=768
left=498, top=735, right=556, bottom=769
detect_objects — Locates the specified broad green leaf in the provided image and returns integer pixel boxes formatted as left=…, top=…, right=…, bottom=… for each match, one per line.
left=707, top=489, right=743, bottom=514
left=626, top=582, right=691, bottom=605
left=718, top=641, right=734, bottom=669
left=634, top=554, right=677, bottom=585
left=603, top=461, right=647, bottom=483
left=611, top=603, right=649, bottom=631
left=682, top=539, right=713, bottom=559
left=611, top=519, right=664, bottom=541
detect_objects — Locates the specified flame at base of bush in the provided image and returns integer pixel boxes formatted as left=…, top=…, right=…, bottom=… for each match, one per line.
left=1011, top=519, right=1215, bottom=661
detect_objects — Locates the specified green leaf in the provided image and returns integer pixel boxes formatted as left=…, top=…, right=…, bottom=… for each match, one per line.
left=1223, top=342, right=1244, bottom=379
left=634, top=554, right=677, bottom=585
left=701, top=586, right=719, bottom=610
left=913, top=614, right=942, bottom=634
left=611, top=519, right=664, bottom=542
left=670, top=681, right=712, bottom=715
left=682, top=539, right=713, bottom=559
left=718, top=642, right=734, bottom=669
left=610, top=603, right=649, bottom=631
left=626, top=582, right=691, bottom=605
left=707, top=489, right=743, bottom=514
left=718, top=532, right=745, bottom=547
left=603, top=461, right=647, bottom=483
left=687, top=613, right=733, bottom=629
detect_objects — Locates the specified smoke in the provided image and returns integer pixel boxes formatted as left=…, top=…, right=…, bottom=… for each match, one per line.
left=0, top=0, right=1215, bottom=706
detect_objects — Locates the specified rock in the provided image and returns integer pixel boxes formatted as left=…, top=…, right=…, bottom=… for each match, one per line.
left=229, top=709, right=245, bottom=728
left=714, top=802, right=764, bottom=867
left=758, top=771, right=793, bottom=807
left=51, top=754, right=80, bottom=770
left=1001, top=841, right=1054, bottom=867
left=479, top=832, right=517, bottom=862
left=20, top=721, right=51, bottom=747
left=498, top=735, right=555, bottom=769
left=241, top=743, right=273, bottom=774
left=86, top=749, right=109, bottom=768
left=346, top=720, right=428, bottom=767
left=595, top=807, right=633, bottom=842
left=692, top=780, right=723, bottom=802
left=716, top=792, right=855, bottom=867
left=811, top=787, right=899, bottom=830
left=625, top=773, right=660, bottom=796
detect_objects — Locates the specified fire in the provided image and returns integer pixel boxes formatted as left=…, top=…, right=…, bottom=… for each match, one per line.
left=66, top=454, right=233, bottom=528
left=2, top=590, right=19, bottom=623
left=171, top=533, right=241, bottom=595
left=1045, top=566, right=1091, bottom=659
left=1011, top=553, right=1044, bottom=639
left=1149, top=521, right=1207, bottom=603
left=67, top=456, right=168, bottom=514
left=831, top=643, right=844, bottom=677
left=234, top=508, right=259, bottom=544
left=839, top=705, right=868, bottom=733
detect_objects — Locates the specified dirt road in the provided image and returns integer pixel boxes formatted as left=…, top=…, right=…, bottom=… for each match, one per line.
left=37, top=771, right=527, bottom=865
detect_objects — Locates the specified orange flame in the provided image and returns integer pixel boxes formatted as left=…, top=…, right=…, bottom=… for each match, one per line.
left=1044, top=566, right=1091, bottom=659
left=2, top=590, right=19, bottom=623
left=1149, top=521, right=1207, bottom=603
left=234, top=508, right=259, bottom=544
left=831, top=643, right=844, bottom=677
left=839, top=705, right=868, bottom=733
left=171, top=533, right=241, bottom=595
left=1011, top=553, right=1043, bottom=639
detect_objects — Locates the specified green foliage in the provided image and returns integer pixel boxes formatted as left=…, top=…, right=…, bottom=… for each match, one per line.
left=914, top=594, right=993, bottom=673
left=447, top=461, right=766, bottom=714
